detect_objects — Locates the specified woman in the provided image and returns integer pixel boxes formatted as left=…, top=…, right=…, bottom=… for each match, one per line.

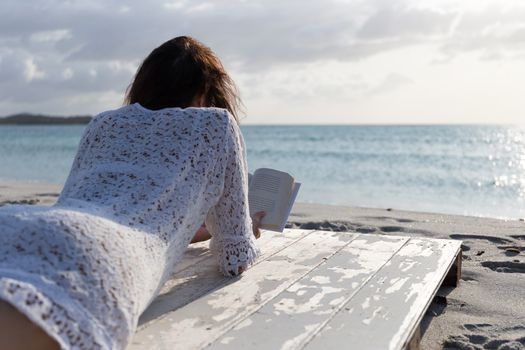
left=0, top=36, right=265, bottom=350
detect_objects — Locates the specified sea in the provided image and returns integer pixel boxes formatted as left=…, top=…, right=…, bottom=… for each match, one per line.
left=1, top=124, right=524, bottom=219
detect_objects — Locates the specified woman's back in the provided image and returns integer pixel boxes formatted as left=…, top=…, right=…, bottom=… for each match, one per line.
left=58, top=103, right=232, bottom=239
left=0, top=104, right=259, bottom=349
left=0, top=35, right=261, bottom=350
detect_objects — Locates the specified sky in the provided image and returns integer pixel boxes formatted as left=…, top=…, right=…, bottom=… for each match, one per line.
left=0, top=0, right=524, bottom=124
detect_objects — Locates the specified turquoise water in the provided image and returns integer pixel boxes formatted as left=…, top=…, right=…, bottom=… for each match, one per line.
left=1, top=124, right=524, bottom=219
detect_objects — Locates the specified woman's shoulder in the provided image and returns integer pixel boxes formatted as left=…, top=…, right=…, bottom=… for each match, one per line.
left=169, top=106, right=238, bottom=137
left=91, top=104, right=234, bottom=124
left=184, top=107, right=240, bottom=142
left=86, top=104, right=237, bottom=140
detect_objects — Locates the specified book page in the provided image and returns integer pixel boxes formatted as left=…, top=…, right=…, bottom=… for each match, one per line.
left=278, top=182, right=301, bottom=232
left=248, top=168, right=294, bottom=230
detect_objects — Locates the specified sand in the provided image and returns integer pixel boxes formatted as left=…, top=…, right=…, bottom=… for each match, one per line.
left=1, top=181, right=524, bottom=349
left=0, top=181, right=62, bottom=206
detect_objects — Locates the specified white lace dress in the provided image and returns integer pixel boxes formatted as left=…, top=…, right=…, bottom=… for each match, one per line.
left=0, top=104, right=260, bottom=350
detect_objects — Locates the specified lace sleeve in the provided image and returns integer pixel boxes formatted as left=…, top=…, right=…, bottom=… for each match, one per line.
left=205, top=112, right=260, bottom=277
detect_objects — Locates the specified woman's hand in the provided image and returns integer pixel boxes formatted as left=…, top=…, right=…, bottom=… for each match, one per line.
left=252, top=211, right=266, bottom=239
left=191, top=211, right=265, bottom=245
left=226, top=211, right=266, bottom=275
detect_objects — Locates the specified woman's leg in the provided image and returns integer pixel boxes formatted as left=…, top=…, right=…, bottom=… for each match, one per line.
left=0, top=299, right=60, bottom=350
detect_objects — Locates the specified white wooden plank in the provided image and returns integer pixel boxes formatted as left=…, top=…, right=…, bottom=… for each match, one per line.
left=304, top=238, right=462, bottom=350
left=209, top=234, right=409, bottom=350
left=129, top=230, right=358, bottom=350
left=138, top=229, right=315, bottom=327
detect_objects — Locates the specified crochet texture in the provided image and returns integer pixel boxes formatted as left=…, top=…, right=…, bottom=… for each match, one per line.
left=0, top=103, right=259, bottom=349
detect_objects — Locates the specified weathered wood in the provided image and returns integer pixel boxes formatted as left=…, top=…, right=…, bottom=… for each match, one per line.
left=130, top=231, right=462, bottom=350
left=138, top=229, right=315, bottom=327
left=303, top=238, right=462, bottom=350
left=209, top=234, right=409, bottom=350
left=443, top=250, right=462, bottom=287
left=130, top=230, right=357, bottom=349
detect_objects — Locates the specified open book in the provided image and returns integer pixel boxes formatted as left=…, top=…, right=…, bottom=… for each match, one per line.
left=248, top=168, right=301, bottom=232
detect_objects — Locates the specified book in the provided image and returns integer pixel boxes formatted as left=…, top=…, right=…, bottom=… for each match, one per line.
left=248, top=168, right=301, bottom=232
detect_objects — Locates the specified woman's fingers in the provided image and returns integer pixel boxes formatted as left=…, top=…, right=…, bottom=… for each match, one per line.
left=228, top=212, right=266, bottom=276
left=253, top=211, right=266, bottom=222
left=228, top=266, right=245, bottom=276
left=252, top=211, right=266, bottom=239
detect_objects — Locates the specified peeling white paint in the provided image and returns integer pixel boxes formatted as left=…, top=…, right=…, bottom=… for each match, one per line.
left=169, top=317, right=200, bottom=330
left=311, top=275, right=330, bottom=284
left=362, top=297, right=370, bottom=310
left=130, top=232, right=460, bottom=350
left=305, top=238, right=460, bottom=350
left=281, top=324, right=319, bottom=350
left=220, top=336, right=235, bottom=345
left=399, top=260, right=418, bottom=272
left=329, top=296, right=345, bottom=306
left=362, top=306, right=384, bottom=325
left=385, top=277, right=409, bottom=294
left=234, top=318, right=253, bottom=330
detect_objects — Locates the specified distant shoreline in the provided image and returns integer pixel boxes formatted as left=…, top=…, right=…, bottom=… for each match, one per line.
left=0, top=113, right=92, bottom=125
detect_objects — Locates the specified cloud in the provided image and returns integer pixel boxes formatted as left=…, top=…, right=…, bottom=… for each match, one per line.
left=357, top=4, right=454, bottom=40
left=23, top=58, right=46, bottom=81
left=366, top=73, right=413, bottom=96
left=235, top=61, right=368, bottom=102
left=30, top=29, right=72, bottom=43
left=0, top=0, right=524, bottom=117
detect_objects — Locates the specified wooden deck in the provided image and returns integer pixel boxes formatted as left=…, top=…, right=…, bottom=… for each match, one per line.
left=129, top=229, right=462, bottom=350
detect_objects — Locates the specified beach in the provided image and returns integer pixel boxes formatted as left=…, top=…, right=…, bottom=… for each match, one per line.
left=1, top=181, right=524, bottom=349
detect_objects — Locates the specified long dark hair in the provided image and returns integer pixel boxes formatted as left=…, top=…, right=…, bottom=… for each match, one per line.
left=125, top=36, right=242, bottom=121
